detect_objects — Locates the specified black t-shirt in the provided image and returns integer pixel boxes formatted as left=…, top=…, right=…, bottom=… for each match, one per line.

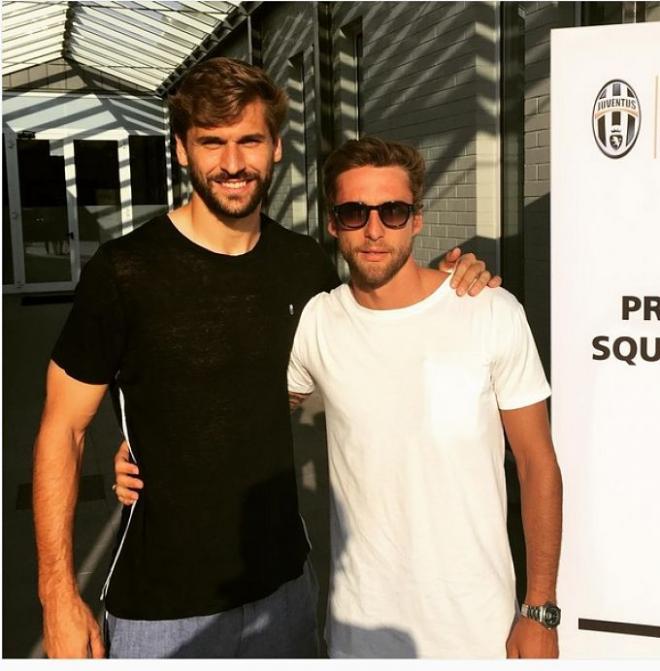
left=52, top=214, right=340, bottom=619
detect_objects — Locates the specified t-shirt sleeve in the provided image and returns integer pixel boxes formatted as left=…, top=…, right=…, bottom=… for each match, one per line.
left=491, top=293, right=551, bottom=410
left=51, top=246, right=126, bottom=384
left=287, top=300, right=317, bottom=395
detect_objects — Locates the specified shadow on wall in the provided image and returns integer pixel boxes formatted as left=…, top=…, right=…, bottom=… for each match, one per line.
left=3, top=59, right=167, bottom=140
left=263, top=1, right=501, bottom=259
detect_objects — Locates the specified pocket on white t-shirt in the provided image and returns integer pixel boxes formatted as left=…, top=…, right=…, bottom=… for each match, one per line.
left=422, top=354, right=493, bottom=436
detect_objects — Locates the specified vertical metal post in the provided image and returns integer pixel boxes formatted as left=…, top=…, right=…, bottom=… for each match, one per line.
left=117, top=136, right=133, bottom=235
left=4, top=129, right=26, bottom=289
left=62, top=138, right=80, bottom=281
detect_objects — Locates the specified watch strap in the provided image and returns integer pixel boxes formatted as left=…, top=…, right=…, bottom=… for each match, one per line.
left=521, top=601, right=561, bottom=629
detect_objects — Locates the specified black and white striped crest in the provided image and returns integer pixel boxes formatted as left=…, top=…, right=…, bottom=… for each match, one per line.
left=592, top=80, right=641, bottom=158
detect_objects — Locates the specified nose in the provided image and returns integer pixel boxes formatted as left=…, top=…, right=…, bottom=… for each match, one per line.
left=221, top=143, right=246, bottom=175
left=364, top=209, right=385, bottom=241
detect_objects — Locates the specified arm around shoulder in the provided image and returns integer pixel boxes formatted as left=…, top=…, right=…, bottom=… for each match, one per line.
left=33, top=361, right=108, bottom=658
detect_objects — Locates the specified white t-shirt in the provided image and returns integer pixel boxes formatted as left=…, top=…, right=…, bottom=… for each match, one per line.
left=288, top=279, right=551, bottom=658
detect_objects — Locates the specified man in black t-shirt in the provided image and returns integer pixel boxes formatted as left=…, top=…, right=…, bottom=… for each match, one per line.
left=32, top=58, right=499, bottom=658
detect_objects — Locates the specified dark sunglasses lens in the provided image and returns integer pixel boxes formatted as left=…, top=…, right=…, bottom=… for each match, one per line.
left=380, top=202, right=411, bottom=227
left=337, top=203, right=368, bottom=228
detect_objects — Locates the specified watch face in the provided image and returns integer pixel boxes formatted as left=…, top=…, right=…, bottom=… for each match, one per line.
left=543, top=604, right=561, bottom=628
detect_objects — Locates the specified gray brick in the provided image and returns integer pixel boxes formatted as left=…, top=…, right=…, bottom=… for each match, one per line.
left=422, top=212, right=440, bottom=226
left=525, top=32, right=551, bottom=61
left=525, top=60, right=551, bottom=85
left=537, top=129, right=550, bottom=147
left=538, top=164, right=550, bottom=181
left=431, top=184, right=457, bottom=199
left=437, top=211, right=458, bottom=225
left=456, top=184, right=476, bottom=198
left=367, top=23, right=474, bottom=70
left=446, top=198, right=467, bottom=212
left=524, top=98, right=538, bottom=116
left=524, top=132, right=539, bottom=150
left=452, top=156, right=476, bottom=171
left=457, top=212, right=474, bottom=226
left=525, top=164, right=538, bottom=182
left=525, top=112, right=550, bottom=132
left=462, top=170, right=476, bottom=184
left=524, top=180, right=550, bottom=198
left=526, top=147, right=550, bottom=164
left=526, top=77, right=550, bottom=98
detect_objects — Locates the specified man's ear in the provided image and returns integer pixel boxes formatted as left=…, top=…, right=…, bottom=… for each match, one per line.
left=175, top=134, right=189, bottom=168
left=273, top=135, right=283, bottom=164
left=327, top=215, right=339, bottom=239
left=411, top=211, right=423, bottom=237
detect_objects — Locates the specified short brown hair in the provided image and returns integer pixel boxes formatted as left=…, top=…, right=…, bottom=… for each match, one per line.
left=168, top=57, right=288, bottom=142
left=323, top=136, right=425, bottom=208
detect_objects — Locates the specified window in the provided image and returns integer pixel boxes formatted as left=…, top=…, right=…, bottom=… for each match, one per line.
left=129, top=135, right=169, bottom=226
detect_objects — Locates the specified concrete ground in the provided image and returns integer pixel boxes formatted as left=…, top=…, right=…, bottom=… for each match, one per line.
left=1, top=293, right=331, bottom=658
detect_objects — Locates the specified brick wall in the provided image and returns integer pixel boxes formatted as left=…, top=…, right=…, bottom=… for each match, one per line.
left=331, top=2, right=498, bottom=269
left=2, top=57, right=149, bottom=94
left=260, top=3, right=321, bottom=239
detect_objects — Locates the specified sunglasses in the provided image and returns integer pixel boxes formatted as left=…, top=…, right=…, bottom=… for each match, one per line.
left=331, top=201, right=416, bottom=230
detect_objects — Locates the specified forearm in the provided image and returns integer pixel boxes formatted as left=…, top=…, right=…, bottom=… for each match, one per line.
left=518, top=454, right=563, bottom=603
left=33, top=417, right=85, bottom=604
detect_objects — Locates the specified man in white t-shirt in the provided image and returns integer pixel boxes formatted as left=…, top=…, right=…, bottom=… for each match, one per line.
left=286, top=136, right=562, bottom=659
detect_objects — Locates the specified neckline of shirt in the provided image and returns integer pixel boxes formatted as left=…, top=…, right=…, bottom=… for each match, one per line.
left=337, top=275, right=451, bottom=320
left=163, top=213, right=270, bottom=261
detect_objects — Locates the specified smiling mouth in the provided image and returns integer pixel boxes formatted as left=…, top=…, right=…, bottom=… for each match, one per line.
left=212, top=177, right=255, bottom=190
left=221, top=180, right=248, bottom=189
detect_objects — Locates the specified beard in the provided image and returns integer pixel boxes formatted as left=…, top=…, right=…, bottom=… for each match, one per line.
left=339, top=236, right=414, bottom=290
left=188, top=162, right=273, bottom=221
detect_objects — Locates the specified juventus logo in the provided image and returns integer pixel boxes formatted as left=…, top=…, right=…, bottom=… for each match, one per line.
left=592, top=79, right=641, bottom=158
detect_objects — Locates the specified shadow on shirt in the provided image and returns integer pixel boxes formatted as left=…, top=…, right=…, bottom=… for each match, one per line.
left=290, top=403, right=419, bottom=658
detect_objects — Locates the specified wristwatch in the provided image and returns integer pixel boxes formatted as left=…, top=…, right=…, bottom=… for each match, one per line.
left=521, top=602, right=561, bottom=629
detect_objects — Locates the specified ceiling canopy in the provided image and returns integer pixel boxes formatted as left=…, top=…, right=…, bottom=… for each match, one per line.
left=2, top=0, right=254, bottom=94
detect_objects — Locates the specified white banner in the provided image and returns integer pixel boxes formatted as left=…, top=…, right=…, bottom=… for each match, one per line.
left=551, top=23, right=660, bottom=658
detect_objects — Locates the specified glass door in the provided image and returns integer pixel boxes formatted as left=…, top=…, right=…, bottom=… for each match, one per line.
left=73, top=139, right=122, bottom=270
left=16, top=138, right=74, bottom=286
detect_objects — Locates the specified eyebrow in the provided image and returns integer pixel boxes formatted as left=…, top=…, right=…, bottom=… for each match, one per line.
left=195, top=133, right=267, bottom=143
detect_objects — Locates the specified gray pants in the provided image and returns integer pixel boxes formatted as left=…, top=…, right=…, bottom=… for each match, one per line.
left=105, top=563, right=319, bottom=658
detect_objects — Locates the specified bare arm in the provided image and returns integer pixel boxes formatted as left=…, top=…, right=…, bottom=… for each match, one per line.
left=33, top=361, right=108, bottom=658
left=501, top=400, right=562, bottom=659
